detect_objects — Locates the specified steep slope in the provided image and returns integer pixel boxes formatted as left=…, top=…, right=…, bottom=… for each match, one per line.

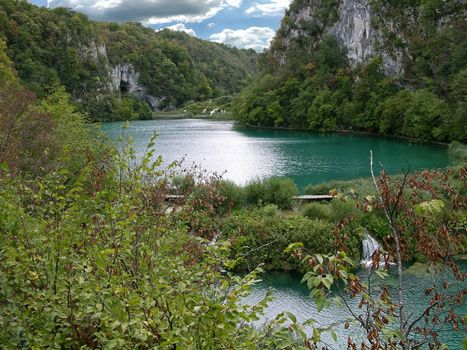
left=234, top=0, right=466, bottom=142
left=0, top=0, right=258, bottom=121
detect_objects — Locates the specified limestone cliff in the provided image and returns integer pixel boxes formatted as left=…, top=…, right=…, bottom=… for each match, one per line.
left=272, top=0, right=403, bottom=75
left=109, top=63, right=165, bottom=110
left=76, top=40, right=166, bottom=110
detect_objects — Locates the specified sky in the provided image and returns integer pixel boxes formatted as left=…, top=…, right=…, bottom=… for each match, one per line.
left=28, top=0, right=292, bottom=52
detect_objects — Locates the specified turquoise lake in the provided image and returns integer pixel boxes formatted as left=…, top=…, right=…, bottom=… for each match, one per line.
left=100, top=119, right=450, bottom=189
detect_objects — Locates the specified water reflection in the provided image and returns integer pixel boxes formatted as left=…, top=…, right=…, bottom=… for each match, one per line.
left=101, top=119, right=450, bottom=189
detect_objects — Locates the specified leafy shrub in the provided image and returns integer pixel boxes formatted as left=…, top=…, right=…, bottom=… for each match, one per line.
left=361, top=213, right=390, bottom=242
left=244, top=178, right=266, bottom=206
left=244, top=177, right=298, bottom=209
left=303, top=202, right=332, bottom=220
left=222, top=208, right=335, bottom=271
left=171, top=174, right=196, bottom=194
left=448, top=141, right=467, bottom=165
left=217, top=179, right=246, bottom=212
left=263, top=177, right=299, bottom=209
left=305, top=178, right=375, bottom=198
left=0, top=143, right=279, bottom=349
left=262, top=204, right=280, bottom=217
left=330, top=196, right=363, bottom=222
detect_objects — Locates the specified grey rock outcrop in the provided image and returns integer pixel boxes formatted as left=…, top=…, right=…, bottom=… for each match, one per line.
left=110, top=64, right=142, bottom=94
left=77, top=41, right=164, bottom=110
left=328, top=0, right=374, bottom=66
left=276, top=0, right=404, bottom=76
left=78, top=39, right=109, bottom=64
left=328, top=0, right=403, bottom=75
left=109, top=63, right=165, bottom=110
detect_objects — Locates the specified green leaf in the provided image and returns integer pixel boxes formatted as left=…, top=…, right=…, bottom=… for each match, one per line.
left=312, top=327, right=321, bottom=342
left=415, top=199, right=445, bottom=215
left=376, top=269, right=388, bottom=279
left=316, top=299, right=325, bottom=312
left=330, top=330, right=337, bottom=342
left=0, top=162, right=8, bottom=172
left=322, top=277, right=331, bottom=289
left=284, top=242, right=303, bottom=253
left=316, top=254, right=324, bottom=264
left=285, top=311, right=297, bottom=323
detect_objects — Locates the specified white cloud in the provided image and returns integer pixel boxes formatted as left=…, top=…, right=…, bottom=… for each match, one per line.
left=246, top=0, right=291, bottom=17
left=207, top=22, right=216, bottom=28
left=209, top=26, right=276, bottom=52
left=164, top=23, right=197, bottom=36
left=225, top=0, right=242, bottom=7
left=47, top=0, right=240, bottom=24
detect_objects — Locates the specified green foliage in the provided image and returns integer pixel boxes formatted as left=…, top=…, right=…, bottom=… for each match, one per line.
left=244, top=177, right=299, bottom=209
left=379, top=90, right=412, bottom=134
left=305, top=177, right=376, bottom=198
left=330, top=196, right=363, bottom=222
left=217, top=179, right=246, bottom=212
left=183, top=95, right=233, bottom=116
left=302, top=202, right=332, bottom=220
left=448, top=141, right=467, bottom=165
left=37, top=86, right=99, bottom=173
left=89, top=95, right=153, bottom=122
left=0, top=85, right=61, bottom=175
left=0, top=137, right=300, bottom=349
left=223, top=207, right=336, bottom=271
left=0, top=39, right=15, bottom=83
left=402, top=89, right=449, bottom=142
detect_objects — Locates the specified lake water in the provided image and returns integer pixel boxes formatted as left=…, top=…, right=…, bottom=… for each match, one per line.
left=244, top=262, right=466, bottom=349
left=101, top=119, right=463, bottom=347
left=100, top=119, right=450, bottom=189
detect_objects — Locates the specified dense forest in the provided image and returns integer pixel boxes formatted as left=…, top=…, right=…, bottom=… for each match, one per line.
left=0, top=0, right=258, bottom=121
left=233, top=0, right=467, bottom=143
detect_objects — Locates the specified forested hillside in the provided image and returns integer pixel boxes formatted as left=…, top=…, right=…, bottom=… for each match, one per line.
left=0, top=0, right=257, bottom=121
left=234, top=0, right=467, bottom=143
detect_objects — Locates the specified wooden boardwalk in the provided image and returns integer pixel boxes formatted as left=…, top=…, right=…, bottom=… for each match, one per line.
left=164, top=195, right=184, bottom=201
left=293, top=195, right=334, bottom=202
left=166, top=194, right=333, bottom=202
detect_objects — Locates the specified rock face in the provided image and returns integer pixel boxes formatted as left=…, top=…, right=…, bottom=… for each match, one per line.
left=110, top=64, right=142, bottom=94
left=328, top=0, right=374, bottom=66
left=109, top=64, right=165, bottom=110
left=276, top=0, right=404, bottom=76
left=79, top=42, right=164, bottom=110
left=328, top=0, right=403, bottom=75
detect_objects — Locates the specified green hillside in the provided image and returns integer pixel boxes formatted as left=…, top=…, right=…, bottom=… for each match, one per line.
left=0, top=0, right=258, bottom=121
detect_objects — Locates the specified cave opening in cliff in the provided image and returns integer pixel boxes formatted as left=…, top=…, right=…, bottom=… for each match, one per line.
left=120, top=80, right=130, bottom=93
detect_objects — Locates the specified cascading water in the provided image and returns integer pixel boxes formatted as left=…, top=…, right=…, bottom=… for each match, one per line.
left=361, top=233, right=381, bottom=267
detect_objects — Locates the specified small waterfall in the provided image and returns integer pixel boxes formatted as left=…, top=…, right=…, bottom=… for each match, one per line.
left=361, top=233, right=381, bottom=267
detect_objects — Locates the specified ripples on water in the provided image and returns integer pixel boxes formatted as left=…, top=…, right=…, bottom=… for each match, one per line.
left=101, top=119, right=450, bottom=189
left=245, top=263, right=466, bottom=349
